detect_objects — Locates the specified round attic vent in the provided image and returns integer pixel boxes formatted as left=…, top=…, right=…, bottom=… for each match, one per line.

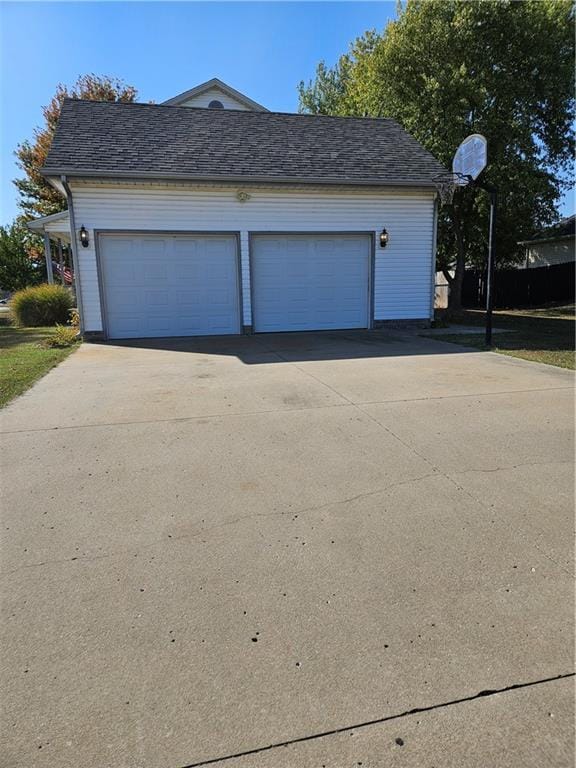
left=208, top=100, right=224, bottom=109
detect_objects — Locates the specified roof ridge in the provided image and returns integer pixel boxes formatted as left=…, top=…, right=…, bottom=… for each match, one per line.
left=61, top=97, right=398, bottom=123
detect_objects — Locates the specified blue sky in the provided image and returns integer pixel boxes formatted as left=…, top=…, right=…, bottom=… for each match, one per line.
left=1, top=1, right=573, bottom=225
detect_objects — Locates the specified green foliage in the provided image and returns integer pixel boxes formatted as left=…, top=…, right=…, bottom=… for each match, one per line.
left=299, top=0, right=575, bottom=307
left=0, top=326, right=78, bottom=408
left=0, top=222, right=44, bottom=292
left=10, top=284, right=74, bottom=327
left=14, top=74, right=138, bottom=218
left=298, top=58, right=355, bottom=116
left=42, top=324, right=79, bottom=348
left=69, top=308, right=80, bottom=328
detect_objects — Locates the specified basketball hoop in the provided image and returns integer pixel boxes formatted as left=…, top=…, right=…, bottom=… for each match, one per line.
left=434, top=134, right=487, bottom=207
left=438, top=132, right=496, bottom=347
left=433, top=172, right=468, bottom=206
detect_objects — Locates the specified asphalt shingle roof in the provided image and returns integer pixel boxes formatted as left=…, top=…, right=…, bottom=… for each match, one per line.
left=42, top=98, right=446, bottom=186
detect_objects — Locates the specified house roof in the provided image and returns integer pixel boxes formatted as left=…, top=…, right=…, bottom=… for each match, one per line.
left=42, top=98, right=446, bottom=187
left=519, top=214, right=575, bottom=245
left=161, top=77, right=269, bottom=111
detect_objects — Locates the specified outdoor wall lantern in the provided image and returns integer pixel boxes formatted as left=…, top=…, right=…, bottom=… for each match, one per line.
left=79, top=226, right=89, bottom=248
left=379, top=228, right=389, bottom=248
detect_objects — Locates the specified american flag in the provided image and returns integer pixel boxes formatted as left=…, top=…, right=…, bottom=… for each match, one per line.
left=53, top=262, right=73, bottom=285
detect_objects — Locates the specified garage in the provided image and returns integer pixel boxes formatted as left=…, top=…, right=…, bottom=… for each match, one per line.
left=98, top=233, right=240, bottom=339
left=251, top=234, right=372, bottom=332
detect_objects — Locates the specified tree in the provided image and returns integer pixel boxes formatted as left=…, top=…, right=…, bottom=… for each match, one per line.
left=299, top=1, right=575, bottom=309
left=14, top=74, right=138, bottom=219
left=298, top=57, right=355, bottom=116
left=0, top=222, right=44, bottom=292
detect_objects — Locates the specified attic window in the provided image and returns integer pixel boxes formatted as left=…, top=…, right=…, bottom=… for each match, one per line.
left=208, top=99, right=224, bottom=109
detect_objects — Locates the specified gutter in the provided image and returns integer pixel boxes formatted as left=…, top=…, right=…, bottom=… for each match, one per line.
left=518, top=234, right=574, bottom=246
left=41, top=168, right=441, bottom=189
left=61, top=176, right=85, bottom=334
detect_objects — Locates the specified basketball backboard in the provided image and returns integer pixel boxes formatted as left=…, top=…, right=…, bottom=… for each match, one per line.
left=452, top=134, right=487, bottom=181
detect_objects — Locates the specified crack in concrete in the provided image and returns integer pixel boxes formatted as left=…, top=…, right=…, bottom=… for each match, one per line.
left=1, top=387, right=571, bottom=437
left=2, top=451, right=568, bottom=582
left=177, top=672, right=575, bottom=767
left=452, top=459, right=573, bottom=475
left=0, top=402, right=350, bottom=436
left=0, top=472, right=439, bottom=580
left=359, top=385, right=574, bottom=406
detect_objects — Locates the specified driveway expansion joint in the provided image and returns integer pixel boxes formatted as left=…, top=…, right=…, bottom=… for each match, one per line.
left=177, top=673, right=575, bottom=767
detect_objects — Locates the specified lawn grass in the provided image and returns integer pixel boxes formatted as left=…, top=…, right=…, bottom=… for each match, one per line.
left=0, top=324, right=79, bottom=408
left=429, top=304, right=575, bottom=370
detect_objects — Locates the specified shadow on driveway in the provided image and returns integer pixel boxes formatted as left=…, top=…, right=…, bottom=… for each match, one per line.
left=95, top=329, right=473, bottom=365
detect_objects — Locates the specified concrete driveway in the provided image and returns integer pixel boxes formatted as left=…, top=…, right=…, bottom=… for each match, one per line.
left=1, top=330, right=574, bottom=768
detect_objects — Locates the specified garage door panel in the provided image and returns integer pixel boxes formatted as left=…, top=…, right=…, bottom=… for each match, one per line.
left=147, top=316, right=172, bottom=333
left=208, top=314, right=239, bottom=332
left=252, top=234, right=370, bottom=332
left=110, top=316, right=141, bottom=335
left=174, top=264, right=195, bottom=280
left=142, top=264, right=169, bottom=282
left=106, top=288, right=142, bottom=307
left=144, top=289, right=170, bottom=305
left=106, top=261, right=138, bottom=284
left=100, top=234, right=240, bottom=339
left=176, top=291, right=202, bottom=307
left=205, top=292, right=232, bottom=308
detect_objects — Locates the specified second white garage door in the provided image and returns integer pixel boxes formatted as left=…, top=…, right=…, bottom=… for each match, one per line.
left=251, top=234, right=371, bottom=332
left=99, top=233, right=240, bottom=339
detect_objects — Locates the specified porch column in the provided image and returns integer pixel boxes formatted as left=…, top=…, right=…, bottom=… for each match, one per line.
left=43, top=233, right=54, bottom=284
left=57, top=238, right=65, bottom=285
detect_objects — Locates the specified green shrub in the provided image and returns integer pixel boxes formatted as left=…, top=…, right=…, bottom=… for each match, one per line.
left=42, top=324, right=80, bottom=348
left=10, top=284, right=74, bottom=327
left=69, top=308, right=80, bottom=328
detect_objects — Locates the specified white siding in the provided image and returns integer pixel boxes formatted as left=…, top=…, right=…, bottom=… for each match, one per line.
left=70, top=182, right=436, bottom=332
left=179, top=87, right=249, bottom=110
left=525, top=240, right=574, bottom=268
left=44, top=218, right=71, bottom=243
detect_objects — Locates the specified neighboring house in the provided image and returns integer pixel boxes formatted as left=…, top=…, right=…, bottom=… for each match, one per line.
left=28, top=78, right=445, bottom=340
left=518, top=215, right=575, bottom=269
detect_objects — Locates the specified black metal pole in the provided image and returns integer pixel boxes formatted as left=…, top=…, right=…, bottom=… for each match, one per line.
left=485, top=189, right=497, bottom=346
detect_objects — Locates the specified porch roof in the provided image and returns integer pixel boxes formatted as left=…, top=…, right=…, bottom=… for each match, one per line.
left=26, top=210, right=71, bottom=243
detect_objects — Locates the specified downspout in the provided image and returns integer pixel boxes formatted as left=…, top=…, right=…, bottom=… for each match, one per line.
left=429, top=196, right=439, bottom=320
left=61, top=175, right=84, bottom=333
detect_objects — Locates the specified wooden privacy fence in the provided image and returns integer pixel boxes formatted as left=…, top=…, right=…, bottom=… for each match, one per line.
left=462, top=261, right=575, bottom=308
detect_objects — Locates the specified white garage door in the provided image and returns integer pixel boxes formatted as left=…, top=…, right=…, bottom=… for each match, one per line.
left=251, top=234, right=371, bottom=332
left=99, top=234, right=240, bottom=339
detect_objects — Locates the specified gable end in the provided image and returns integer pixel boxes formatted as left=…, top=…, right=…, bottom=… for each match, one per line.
left=162, top=78, right=268, bottom=111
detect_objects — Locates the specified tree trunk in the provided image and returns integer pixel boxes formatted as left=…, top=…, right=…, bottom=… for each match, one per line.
left=447, top=254, right=466, bottom=312
left=447, top=206, right=467, bottom=313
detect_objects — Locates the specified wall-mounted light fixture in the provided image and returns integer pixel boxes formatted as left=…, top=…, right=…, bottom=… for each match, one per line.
left=79, top=226, right=89, bottom=248
left=379, top=228, right=389, bottom=249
